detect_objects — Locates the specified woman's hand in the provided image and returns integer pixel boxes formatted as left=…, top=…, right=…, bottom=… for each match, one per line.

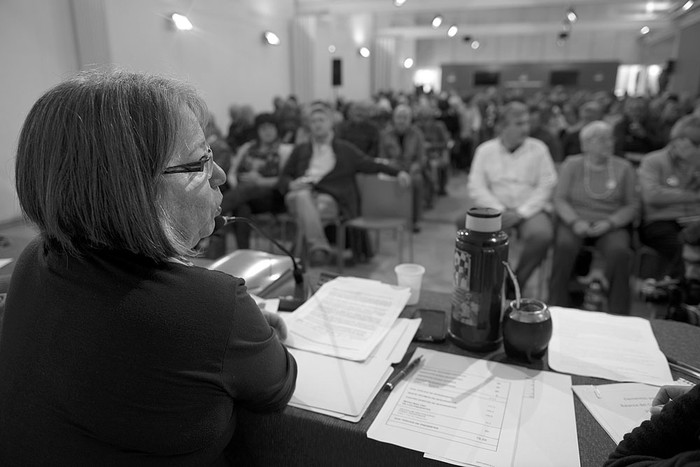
left=288, top=177, right=313, bottom=192
left=396, top=171, right=412, bottom=188
left=262, top=310, right=288, bottom=341
left=650, top=385, right=692, bottom=416
left=587, top=219, right=613, bottom=237
left=572, top=220, right=590, bottom=237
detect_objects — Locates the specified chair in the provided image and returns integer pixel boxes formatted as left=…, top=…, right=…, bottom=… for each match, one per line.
left=337, top=173, right=414, bottom=273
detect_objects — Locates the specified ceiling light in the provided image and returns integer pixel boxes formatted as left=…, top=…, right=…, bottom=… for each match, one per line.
left=393, top=0, right=407, bottom=6
left=403, top=58, right=414, bottom=69
left=646, top=1, right=655, bottom=13
left=447, top=25, right=459, bottom=37
left=471, top=40, right=480, bottom=50
left=566, top=7, right=577, bottom=23
left=359, top=47, right=371, bottom=58
left=640, top=26, right=650, bottom=35
left=328, top=45, right=336, bottom=53
left=263, top=31, right=281, bottom=46
left=432, top=15, right=443, bottom=28
left=170, top=13, right=193, bottom=31
left=683, top=0, right=694, bottom=11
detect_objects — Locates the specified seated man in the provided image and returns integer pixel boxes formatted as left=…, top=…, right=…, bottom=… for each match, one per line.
left=414, top=105, right=452, bottom=200
left=378, top=104, right=426, bottom=232
left=639, top=114, right=700, bottom=280
left=207, top=113, right=292, bottom=258
left=335, top=101, right=380, bottom=159
left=464, top=101, right=558, bottom=292
left=278, top=101, right=411, bottom=267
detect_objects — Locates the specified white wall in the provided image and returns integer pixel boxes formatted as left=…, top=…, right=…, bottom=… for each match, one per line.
left=0, top=0, right=79, bottom=223
left=0, top=0, right=295, bottom=224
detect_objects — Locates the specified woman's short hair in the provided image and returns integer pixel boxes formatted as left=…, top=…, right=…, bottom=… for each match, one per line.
left=16, top=68, right=208, bottom=261
left=496, top=101, right=528, bottom=128
left=580, top=120, right=613, bottom=145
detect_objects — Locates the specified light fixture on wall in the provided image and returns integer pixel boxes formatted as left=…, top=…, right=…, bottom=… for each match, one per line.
left=393, top=0, right=407, bottom=7
left=358, top=46, right=371, bottom=58
left=431, top=15, right=443, bottom=28
left=403, top=58, right=414, bottom=69
left=566, top=7, right=577, bottom=23
left=328, top=45, right=337, bottom=53
left=262, top=31, right=281, bottom=46
left=682, top=0, right=694, bottom=11
left=169, top=13, right=193, bottom=31
left=640, top=26, right=650, bottom=35
left=471, top=40, right=480, bottom=50
left=447, top=25, right=459, bottom=37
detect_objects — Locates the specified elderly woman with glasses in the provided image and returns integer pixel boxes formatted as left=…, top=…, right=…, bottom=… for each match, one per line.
left=0, top=70, right=297, bottom=464
left=548, top=120, right=639, bottom=315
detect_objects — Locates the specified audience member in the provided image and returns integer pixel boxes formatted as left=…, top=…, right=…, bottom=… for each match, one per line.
left=379, top=104, right=427, bottom=232
left=605, top=384, right=700, bottom=466
left=335, top=101, right=380, bottom=158
left=208, top=113, right=293, bottom=257
left=614, top=97, right=665, bottom=158
left=455, top=94, right=482, bottom=171
left=226, top=104, right=256, bottom=151
left=549, top=121, right=638, bottom=315
left=639, top=114, right=700, bottom=280
left=561, top=101, right=603, bottom=158
left=465, top=101, right=558, bottom=291
left=0, top=69, right=297, bottom=464
left=278, top=101, right=411, bottom=266
left=414, top=105, right=451, bottom=200
left=529, top=105, right=564, bottom=163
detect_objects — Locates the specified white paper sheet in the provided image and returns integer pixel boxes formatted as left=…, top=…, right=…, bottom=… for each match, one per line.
left=424, top=366, right=580, bottom=467
left=287, top=347, right=392, bottom=421
left=368, top=348, right=526, bottom=467
left=284, top=277, right=410, bottom=361
left=369, top=318, right=421, bottom=364
left=572, top=383, right=658, bottom=444
left=548, top=307, right=674, bottom=386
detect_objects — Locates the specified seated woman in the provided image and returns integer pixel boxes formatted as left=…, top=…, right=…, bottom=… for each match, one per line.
left=0, top=70, right=297, bottom=464
left=549, top=121, right=639, bottom=315
left=208, top=113, right=293, bottom=257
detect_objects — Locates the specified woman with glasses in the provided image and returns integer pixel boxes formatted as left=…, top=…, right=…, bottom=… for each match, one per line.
left=0, top=69, right=297, bottom=465
left=549, top=120, right=639, bottom=315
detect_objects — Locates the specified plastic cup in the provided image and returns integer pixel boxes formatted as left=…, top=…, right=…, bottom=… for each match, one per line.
left=394, top=263, right=426, bottom=305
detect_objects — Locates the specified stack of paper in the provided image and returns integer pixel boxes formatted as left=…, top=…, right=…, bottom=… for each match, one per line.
left=368, top=348, right=581, bottom=467
left=548, top=307, right=674, bottom=386
left=282, top=277, right=418, bottom=421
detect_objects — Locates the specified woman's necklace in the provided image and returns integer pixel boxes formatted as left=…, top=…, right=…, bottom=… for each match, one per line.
left=583, top=156, right=616, bottom=200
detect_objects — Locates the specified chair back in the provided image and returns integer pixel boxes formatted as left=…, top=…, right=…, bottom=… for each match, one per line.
left=356, top=173, right=412, bottom=224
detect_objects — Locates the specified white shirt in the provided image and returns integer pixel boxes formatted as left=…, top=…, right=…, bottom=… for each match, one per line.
left=467, top=137, right=557, bottom=219
left=305, top=138, right=336, bottom=184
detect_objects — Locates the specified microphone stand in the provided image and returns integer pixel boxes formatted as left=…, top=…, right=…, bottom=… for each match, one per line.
left=215, top=215, right=306, bottom=311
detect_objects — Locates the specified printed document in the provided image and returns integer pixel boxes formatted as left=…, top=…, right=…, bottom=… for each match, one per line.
left=548, top=307, right=674, bottom=386
left=368, top=348, right=526, bottom=467
left=284, top=277, right=410, bottom=361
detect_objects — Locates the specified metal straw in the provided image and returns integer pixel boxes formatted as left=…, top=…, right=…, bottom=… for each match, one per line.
left=502, top=261, right=521, bottom=309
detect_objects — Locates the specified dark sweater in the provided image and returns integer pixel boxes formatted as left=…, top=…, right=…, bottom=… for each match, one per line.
left=0, top=238, right=296, bottom=465
left=278, top=138, right=400, bottom=219
left=605, top=384, right=700, bottom=466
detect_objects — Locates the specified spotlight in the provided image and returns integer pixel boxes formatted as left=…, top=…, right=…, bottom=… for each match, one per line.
left=403, top=58, right=414, bottom=69
left=263, top=31, right=281, bottom=46
left=393, top=0, right=407, bottom=6
left=640, top=26, right=650, bottom=35
left=432, top=15, right=443, bottom=28
left=359, top=46, right=371, bottom=58
left=566, top=7, right=577, bottom=23
left=683, top=0, right=694, bottom=11
left=471, top=40, right=480, bottom=50
left=447, top=25, right=459, bottom=37
left=170, top=13, right=193, bottom=31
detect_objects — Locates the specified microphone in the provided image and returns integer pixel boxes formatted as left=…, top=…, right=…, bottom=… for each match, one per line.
left=214, top=215, right=306, bottom=311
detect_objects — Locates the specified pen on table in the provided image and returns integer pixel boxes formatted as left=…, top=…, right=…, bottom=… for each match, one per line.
left=384, top=355, right=424, bottom=391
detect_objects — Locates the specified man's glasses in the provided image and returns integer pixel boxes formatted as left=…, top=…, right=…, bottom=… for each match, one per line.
left=163, top=145, right=213, bottom=177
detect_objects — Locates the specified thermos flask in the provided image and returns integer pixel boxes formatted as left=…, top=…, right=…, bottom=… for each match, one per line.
left=448, top=207, right=509, bottom=352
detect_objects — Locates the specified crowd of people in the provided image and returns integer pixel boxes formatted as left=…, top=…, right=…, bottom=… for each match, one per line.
left=212, top=86, right=700, bottom=314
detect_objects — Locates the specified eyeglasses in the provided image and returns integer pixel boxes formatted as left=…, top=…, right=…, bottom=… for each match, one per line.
left=163, top=146, right=213, bottom=177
